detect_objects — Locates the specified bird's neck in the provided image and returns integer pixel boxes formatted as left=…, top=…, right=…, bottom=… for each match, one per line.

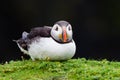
left=51, top=35, right=72, bottom=44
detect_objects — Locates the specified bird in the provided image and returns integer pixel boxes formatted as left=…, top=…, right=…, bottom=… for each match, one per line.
left=14, top=20, right=76, bottom=61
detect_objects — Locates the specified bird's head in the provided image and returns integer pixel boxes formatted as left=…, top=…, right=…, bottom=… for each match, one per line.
left=51, top=20, right=73, bottom=43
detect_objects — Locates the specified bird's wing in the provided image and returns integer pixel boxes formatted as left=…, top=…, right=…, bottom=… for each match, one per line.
left=14, top=26, right=52, bottom=53
left=27, top=26, right=52, bottom=39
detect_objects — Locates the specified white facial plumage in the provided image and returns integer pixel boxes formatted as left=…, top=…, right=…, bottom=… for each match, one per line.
left=51, top=24, right=63, bottom=42
left=66, top=24, right=73, bottom=42
left=51, top=23, right=73, bottom=43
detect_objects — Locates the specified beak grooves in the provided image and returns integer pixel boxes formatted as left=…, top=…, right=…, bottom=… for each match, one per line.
left=62, top=27, right=67, bottom=42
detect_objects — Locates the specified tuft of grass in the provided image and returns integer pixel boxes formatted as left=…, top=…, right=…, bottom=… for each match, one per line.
left=0, top=58, right=120, bottom=80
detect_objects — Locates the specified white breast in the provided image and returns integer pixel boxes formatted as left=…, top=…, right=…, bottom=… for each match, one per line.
left=28, top=37, right=76, bottom=60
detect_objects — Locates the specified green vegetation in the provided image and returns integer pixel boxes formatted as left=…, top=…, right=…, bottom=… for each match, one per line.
left=0, top=58, right=120, bottom=80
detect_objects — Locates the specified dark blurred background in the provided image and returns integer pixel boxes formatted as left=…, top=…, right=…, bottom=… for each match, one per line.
left=0, top=0, right=120, bottom=63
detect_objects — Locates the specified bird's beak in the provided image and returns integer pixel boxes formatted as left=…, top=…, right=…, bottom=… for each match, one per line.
left=62, top=26, right=67, bottom=42
left=62, top=26, right=68, bottom=42
left=58, top=26, right=68, bottom=42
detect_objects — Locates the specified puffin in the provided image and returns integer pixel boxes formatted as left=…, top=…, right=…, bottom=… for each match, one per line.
left=14, top=20, right=76, bottom=61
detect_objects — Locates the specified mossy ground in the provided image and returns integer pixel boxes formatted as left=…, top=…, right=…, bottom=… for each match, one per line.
left=0, top=58, right=120, bottom=80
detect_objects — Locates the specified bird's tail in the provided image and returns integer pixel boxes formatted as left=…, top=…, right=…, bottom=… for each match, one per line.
left=13, top=40, right=29, bottom=55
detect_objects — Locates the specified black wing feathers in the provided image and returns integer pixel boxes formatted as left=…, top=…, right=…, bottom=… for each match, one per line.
left=15, top=26, right=52, bottom=50
left=27, top=27, right=51, bottom=39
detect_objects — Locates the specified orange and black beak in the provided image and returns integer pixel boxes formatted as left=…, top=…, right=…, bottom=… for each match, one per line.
left=58, top=26, right=68, bottom=43
left=62, top=26, right=67, bottom=42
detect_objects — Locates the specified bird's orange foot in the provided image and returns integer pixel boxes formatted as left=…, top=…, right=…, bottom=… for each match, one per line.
left=45, top=57, right=50, bottom=61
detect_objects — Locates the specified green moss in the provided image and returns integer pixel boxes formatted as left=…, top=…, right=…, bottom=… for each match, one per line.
left=0, top=58, right=120, bottom=80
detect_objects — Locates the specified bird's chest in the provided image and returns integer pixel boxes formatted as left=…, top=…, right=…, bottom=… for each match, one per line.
left=28, top=37, right=76, bottom=60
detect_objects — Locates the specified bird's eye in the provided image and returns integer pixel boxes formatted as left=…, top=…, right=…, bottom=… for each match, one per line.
left=68, top=25, right=72, bottom=31
left=68, top=27, right=71, bottom=31
left=55, top=26, right=58, bottom=31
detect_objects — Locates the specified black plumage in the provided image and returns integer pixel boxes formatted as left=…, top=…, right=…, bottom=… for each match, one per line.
left=28, top=26, right=51, bottom=39
left=15, top=26, right=52, bottom=50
